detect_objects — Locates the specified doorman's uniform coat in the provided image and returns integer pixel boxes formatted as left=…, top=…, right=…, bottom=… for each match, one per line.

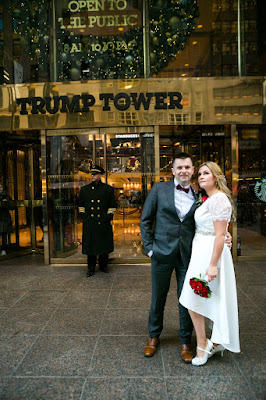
left=78, top=181, right=116, bottom=255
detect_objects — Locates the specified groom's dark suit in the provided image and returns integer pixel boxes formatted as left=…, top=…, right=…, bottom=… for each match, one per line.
left=141, top=180, right=198, bottom=344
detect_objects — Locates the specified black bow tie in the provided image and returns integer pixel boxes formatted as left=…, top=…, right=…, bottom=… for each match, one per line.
left=176, top=184, right=189, bottom=193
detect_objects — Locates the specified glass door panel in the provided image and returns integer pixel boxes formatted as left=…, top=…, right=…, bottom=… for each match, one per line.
left=33, top=145, right=44, bottom=248
left=46, top=128, right=155, bottom=263
left=159, top=124, right=233, bottom=243
left=46, top=132, right=95, bottom=260
left=159, top=125, right=231, bottom=183
left=237, top=126, right=266, bottom=258
left=101, top=129, right=155, bottom=261
left=0, top=132, right=42, bottom=257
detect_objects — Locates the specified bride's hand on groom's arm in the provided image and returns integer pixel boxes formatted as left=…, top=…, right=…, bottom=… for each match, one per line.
left=225, top=232, right=232, bottom=248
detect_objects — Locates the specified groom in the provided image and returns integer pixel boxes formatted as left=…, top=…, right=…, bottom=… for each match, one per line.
left=141, top=152, right=201, bottom=363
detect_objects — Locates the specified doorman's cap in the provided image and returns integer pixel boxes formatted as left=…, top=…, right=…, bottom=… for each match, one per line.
left=90, top=165, right=105, bottom=175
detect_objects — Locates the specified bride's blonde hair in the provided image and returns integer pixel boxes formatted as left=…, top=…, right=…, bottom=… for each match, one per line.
left=198, top=161, right=233, bottom=208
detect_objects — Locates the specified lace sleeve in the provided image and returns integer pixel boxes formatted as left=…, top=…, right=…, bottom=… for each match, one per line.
left=208, top=193, right=232, bottom=222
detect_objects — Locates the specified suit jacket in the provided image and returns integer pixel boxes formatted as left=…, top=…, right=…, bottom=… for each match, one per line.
left=140, top=181, right=198, bottom=267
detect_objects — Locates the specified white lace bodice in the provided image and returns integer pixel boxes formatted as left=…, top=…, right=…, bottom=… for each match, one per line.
left=195, top=192, right=232, bottom=233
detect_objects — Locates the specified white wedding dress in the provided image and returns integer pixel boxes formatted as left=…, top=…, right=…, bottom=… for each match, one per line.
left=180, top=192, right=240, bottom=353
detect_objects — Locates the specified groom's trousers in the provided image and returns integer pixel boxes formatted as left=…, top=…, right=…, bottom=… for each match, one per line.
left=148, top=251, right=193, bottom=344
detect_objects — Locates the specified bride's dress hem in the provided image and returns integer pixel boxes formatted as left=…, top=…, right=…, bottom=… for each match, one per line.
left=181, top=301, right=241, bottom=353
left=179, top=193, right=240, bottom=354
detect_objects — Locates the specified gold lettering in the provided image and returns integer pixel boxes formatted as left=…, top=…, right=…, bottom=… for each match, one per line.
left=58, top=17, right=66, bottom=29
left=88, top=16, right=97, bottom=27
left=107, top=0, right=115, bottom=10
left=64, top=40, right=132, bottom=54
left=127, top=14, right=137, bottom=26
left=107, top=42, right=115, bottom=50
left=70, top=43, right=82, bottom=53
left=68, top=0, right=106, bottom=12
left=116, top=41, right=126, bottom=50
left=97, top=16, right=106, bottom=28
left=86, top=0, right=105, bottom=11
left=119, top=15, right=127, bottom=26
left=116, top=0, right=127, bottom=10
left=102, top=42, right=108, bottom=51
left=95, top=43, right=102, bottom=51
left=79, top=1, right=87, bottom=10
left=107, top=0, right=127, bottom=11
left=68, top=16, right=86, bottom=28
left=86, top=14, right=134, bottom=27
left=128, top=40, right=134, bottom=49
left=106, top=16, right=115, bottom=26
left=68, top=1, right=79, bottom=12
left=64, top=44, right=70, bottom=53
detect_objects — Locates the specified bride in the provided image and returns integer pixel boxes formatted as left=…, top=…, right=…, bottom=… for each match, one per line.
left=179, top=161, right=240, bottom=366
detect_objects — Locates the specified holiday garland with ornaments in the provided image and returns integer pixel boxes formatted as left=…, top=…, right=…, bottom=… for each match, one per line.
left=149, top=0, right=199, bottom=75
left=15, top=0, right=199, bottom=81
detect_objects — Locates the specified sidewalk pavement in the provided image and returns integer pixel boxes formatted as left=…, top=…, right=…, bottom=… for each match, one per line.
left=0, top=254, right=265, bottom=399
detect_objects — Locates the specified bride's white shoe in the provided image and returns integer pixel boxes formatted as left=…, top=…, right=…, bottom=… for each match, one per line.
left=209, top=344, right=225, bottom=358
left=192, top=339, right=213, bottom=366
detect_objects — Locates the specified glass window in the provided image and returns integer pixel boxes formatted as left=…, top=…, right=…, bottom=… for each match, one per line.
left=46, top=134, right=94, bottom=259
left=46, top=130, right=155, bottom=262
left=0, top=0, right=264, bottom=83
left=55, top=0, right=143, bottom=81
left=8, top=1, right=51, bottom=83
left=195, top=112, right=202, bottom=123
left=236, top=126, right=266, bottom=257
left=154, top=0, right=266, bottom=78
left=159, top=125, right=231, bottom=182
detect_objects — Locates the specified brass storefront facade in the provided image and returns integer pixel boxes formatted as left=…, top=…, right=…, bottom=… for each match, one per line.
left=0, top=77, right=265, bottom=263
left=0, top=0, right=265, bottom=263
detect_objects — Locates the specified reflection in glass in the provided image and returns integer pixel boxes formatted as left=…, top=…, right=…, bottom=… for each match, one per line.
left=47, top=135, right=93, bottom=258
left=159, top=125, right=231, bottom=181
left=47, top=131, right=155, bottom=261
left=237, top=127, right=266, bottom=257
left=1, top=1, right=265, bottom=84
left=55, top=0, right=144, bottom=81
left=0, top=131, right=42, bottom=254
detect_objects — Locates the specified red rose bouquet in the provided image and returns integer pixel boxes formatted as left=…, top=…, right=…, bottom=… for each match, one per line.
left=189, top=275, right=212, bottom=298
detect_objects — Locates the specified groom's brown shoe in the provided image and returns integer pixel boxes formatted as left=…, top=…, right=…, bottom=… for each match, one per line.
left=181, top=344, right=193, bottom=363
left=144, top=337, right=159, bottom=357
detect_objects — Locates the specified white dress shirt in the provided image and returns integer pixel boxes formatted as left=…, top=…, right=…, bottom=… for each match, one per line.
left=174, top=178, right=195, bottom=221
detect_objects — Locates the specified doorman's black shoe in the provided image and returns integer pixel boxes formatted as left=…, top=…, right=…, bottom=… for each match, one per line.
left=86, top=270, right=95, bottom=277
left=100, top=267, right=109, bottom=273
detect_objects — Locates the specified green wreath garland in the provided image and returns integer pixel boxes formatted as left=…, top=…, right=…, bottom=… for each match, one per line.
left=149, top=0, right=199, bottom=75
